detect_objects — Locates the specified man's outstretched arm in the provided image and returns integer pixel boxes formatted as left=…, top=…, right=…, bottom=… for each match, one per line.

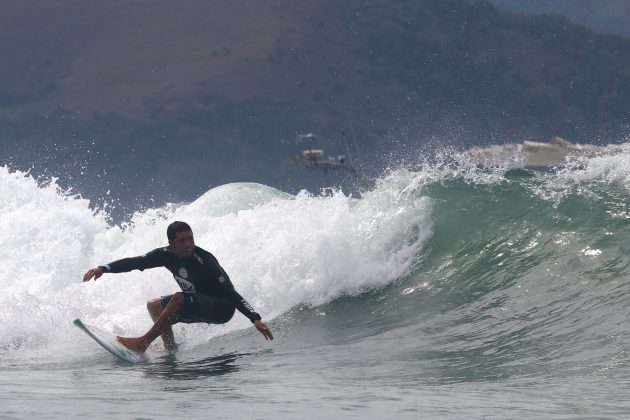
left=82, top=249, right=167, bottom=282
left=227, top=289, right=274, bottom=340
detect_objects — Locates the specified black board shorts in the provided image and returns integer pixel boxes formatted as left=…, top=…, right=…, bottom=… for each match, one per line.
left=160, top=293, right=236, bottom=324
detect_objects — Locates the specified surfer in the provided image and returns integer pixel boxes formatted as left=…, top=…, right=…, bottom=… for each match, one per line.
left=82, top=221, right=273, bottom=353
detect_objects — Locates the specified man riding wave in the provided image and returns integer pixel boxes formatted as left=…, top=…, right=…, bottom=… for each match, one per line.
left=83, top=221, right=273, bottom=353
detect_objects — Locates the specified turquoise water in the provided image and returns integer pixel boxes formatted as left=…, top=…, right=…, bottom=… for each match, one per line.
left=1, top=145, right=630, bottom=418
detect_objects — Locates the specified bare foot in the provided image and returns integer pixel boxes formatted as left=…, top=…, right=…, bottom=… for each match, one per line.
left=116, top=336, right=149, bottom=353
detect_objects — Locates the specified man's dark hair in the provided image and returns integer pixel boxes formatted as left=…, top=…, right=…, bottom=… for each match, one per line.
left=167, top=221, right=192, bottom=241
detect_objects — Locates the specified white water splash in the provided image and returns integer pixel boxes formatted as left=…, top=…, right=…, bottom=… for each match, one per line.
left=0, top=166, right=433, bottom=361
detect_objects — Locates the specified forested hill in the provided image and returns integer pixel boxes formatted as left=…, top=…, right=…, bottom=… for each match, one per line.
left=1, top=0, right=628, bottom=214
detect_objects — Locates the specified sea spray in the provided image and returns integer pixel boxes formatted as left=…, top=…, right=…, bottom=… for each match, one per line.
left=0, top=166, right=434, bottom=361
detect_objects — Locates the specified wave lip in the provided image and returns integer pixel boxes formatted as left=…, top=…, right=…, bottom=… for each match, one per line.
left=183, top=182, right=291, bottom=217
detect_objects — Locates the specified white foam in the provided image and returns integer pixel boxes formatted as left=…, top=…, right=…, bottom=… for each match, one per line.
left=0, top=168, right=433, bottom=361
left=558, top=142, right=630, bottom=187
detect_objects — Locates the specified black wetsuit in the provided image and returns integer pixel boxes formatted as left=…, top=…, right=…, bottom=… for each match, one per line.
left=99, top=246, right=261, bottom=324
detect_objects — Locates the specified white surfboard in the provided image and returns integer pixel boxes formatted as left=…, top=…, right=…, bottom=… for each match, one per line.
left=73, top=318, right=147, bottom=364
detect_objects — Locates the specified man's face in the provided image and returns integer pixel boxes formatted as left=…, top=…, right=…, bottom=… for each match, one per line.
left=169, top=230, right=195, bottom=258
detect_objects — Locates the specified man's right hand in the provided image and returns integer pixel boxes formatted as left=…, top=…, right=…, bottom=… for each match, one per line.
left=83, top=267, right=104, bottom=282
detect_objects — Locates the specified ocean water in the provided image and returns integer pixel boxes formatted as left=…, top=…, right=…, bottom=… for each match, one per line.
left=1, top=144, right=630, bottom=419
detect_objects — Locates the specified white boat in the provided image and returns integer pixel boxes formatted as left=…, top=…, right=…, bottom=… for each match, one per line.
left=459, top=136, right=621, bottom=168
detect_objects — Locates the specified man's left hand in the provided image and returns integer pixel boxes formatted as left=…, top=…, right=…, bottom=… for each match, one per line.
left=254, top=320, right=274, bottom=340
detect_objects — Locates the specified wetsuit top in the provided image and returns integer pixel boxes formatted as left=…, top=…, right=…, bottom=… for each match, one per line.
left=99, top=246, right=262, bottom=323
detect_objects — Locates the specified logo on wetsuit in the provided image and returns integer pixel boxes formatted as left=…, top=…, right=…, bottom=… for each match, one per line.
left=174, top=267, right=195, bottom=292
left=241, top=299, right=256, bottom=314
